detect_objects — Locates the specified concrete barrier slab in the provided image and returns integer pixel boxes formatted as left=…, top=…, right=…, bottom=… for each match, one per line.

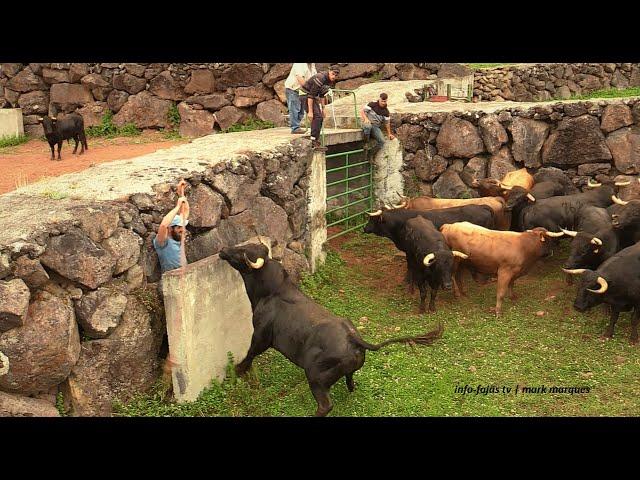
left=0, top=109, right=24, bottom=139
left=162, top=240, right=261, bottom=403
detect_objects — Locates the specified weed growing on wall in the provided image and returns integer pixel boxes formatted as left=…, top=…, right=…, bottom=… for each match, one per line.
left=0, top=134, right=28, bottom=148
left=224, top=118, right=276, bottom=133
left=86, top=110, right=141, bottom=138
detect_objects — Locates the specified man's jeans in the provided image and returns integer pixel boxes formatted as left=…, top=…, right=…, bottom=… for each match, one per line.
left=302, top=96, right=323, bottom=141
left=286, top=88, right=305, bottom=132
left=363, top=123, right=386, bottom=153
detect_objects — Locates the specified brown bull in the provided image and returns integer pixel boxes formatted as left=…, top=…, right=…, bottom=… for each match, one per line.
left=472, top=168, right=535, bottom=198
left=440, top=222, right=563, bottom=316
left=394, top=195, right=511, bottom=230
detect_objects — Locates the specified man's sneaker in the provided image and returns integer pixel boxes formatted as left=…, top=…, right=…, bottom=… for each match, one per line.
left=292, top=127, right=307, bottom=134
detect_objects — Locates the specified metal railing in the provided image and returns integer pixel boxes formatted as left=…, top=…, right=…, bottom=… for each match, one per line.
left=321, top=88, right=360, bottom=146
left=326, top=148, right=372, bottom=240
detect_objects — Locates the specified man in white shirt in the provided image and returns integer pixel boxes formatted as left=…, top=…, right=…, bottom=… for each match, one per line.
left=284, top=63, right=317, bottom=134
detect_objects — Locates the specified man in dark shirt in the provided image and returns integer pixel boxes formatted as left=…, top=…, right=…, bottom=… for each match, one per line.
left=360, top=92, right=396, bottom=156
left=300, top=67, right=339, bottom=148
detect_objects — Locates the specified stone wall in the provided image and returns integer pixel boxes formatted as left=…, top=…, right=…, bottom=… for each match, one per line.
left=396, top=98, right=640, bottom=199
left=0, top=140, right=313, bottom=416
left=473, top=63, right=640, bottom=102
left=0, top=62, right=444, bottom=138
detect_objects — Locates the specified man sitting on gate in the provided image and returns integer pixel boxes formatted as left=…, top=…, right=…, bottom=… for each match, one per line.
left=360, top=92, right=396, bottom=157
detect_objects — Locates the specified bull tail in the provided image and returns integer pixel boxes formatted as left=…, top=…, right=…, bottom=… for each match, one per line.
left=351, top=321, right=444, bottom=351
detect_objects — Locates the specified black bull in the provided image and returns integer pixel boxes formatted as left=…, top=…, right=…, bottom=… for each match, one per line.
left=572, top=241, right=640, bottom=344
left=39, top=114, right=88, bottom=160
left=219, top=242, right=444, bottom=417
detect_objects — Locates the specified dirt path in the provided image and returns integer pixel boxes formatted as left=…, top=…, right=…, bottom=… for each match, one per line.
left=0, top=132, right=187, bottom=194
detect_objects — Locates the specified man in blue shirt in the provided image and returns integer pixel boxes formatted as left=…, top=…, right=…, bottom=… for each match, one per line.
left=153, top=194, right=190, bottom=274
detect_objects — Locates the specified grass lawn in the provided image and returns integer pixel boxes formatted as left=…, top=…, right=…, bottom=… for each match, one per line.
left=114, top=233, right=640, bottom=417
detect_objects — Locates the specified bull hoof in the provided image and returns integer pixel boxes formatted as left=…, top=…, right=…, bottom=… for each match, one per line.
left=629, top=337, right=638, bottom=345
left=428, top=306, right=436, bottom=313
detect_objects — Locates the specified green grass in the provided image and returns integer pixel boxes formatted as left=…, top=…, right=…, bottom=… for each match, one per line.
left=40, top=190, right=68, bottom=200
left=223, top=117, right=275, bottom=133
left=568, top=86, right=640, bottom=100
left=86, top=110, right=141, bottom=138
left=115, top=234, right=640, bottom=417
left=0, top=134, right=28, bottom=148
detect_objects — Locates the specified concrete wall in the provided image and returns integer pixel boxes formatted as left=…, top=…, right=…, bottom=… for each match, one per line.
left=307, top=150, right=327, bottom=273
left=372, top=139, right=404, bottom=206
left=162, top=248, right=254, bottom=403
left=0, top=108, right=23, bottom=138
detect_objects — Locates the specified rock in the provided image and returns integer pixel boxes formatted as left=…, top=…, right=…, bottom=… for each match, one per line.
left=112, top=91, right=172, bottom=129
left=140, top=236, right=161, bottom=283
left=262, top=63, right=292, bottom=87
left=478, top=114, right=508, bottom=154
left=105, top=89, right=128, bottom=114
left=208, top=157, right=264, bottom=214
left=101, top=228, right=142, bottom=275
left=148, top=71, right=185, bottom=101
left=0, top=391, right=60, bottom=417
left=606, top=127, right=640, bottom=174
left=124, top=265, right=144, bottom=293
left=273, top=79, right=287, bottom=103
left=7, top=67, right=46, bottom=92
left=335, top=77, right=373, bottom=90
left=379, top=63, right=398, bottom=79
left=111, top=73, right=146, bottom=95
left=80, top=73, right=109, bottom=89
left=183, top=69, right=215, bottom=95
left=1, top=63, right=23, bottom=77
left=185, top=183, right=225, bottom=228
left=633, top=103, right=640, bottom=124
left=488, top=147, right=516, bottom=179
left=187, top=229, right=225, bottom=263
left=0, top=279, right=30, bottom=332
left=437, top=63, right=473, bottom=78
left=556, top=85, right=572, bottom=99
left=233, top=84, right=272, bottom=108
left=579, top=74, right=601, bottom=91
left=50, top=83, right=93, bottom=108
left=263, top=154, right=308, bottom=205
left=611, top=70, right=630, bottom=89
left=600, top=104, right=634, bottom=133
left=214, top=105, right=250, bottom=131
left=630, top=66, right=640, bottom=87
left=396, top=124, right=427, bottom=153
left=73, top=206, right=121, bottom=243
left=509, top=117, right=550, bottom=168
left=577, top=163, right=612, bottom=176
left=177, top=102, right=215, bottom=137
left=395, top=64, right=430, bottom=81
left=542, top=114, right=613, bottom=166
left=217, top=63, right=265, bottom=90
left=256, top=99, right=287, bottom=127
left=337, top=63, right=379, bottom=80
left=75, top=102, right=107, bottom=128
left=123, top=63, right=146, bottom=77
left=63, top=296, right=163, bottom=416
left=17, top=90, right=49, bottom=115
left=75, top=288, right=128, bottom=339
left=563, top=103, right=588, bottom=117
left=130, top=193, right=155, bottom=211
left=68, top=64, right=89, bottom=83
left=281, top=248, right=309, bottom=284
left=413, top=149, right=447, bottom=181
left=185, top=93, right=232, bottom=111
left=24, top=124, right=44, bottom=137
left=433, top=169, right=474, bottom=199
left=462, top=156, right=489, bottom=185
left=42, top=68, right=69, bottom=84
left=436, top=117, right=484, bottom=158
left=0, top=253, right=11, bottom=280
left=40, top=229, right=116, bottom=290
left=533, top=167, right=578, bottom=193
left=12, top=257, right=49, bottom=289
left=0, top=291, right=80, bottom=394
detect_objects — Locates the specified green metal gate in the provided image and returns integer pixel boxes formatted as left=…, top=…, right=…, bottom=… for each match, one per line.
left=326, top=149, right=372, bottom=240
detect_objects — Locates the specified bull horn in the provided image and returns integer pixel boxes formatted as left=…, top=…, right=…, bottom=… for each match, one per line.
left=499, top=183, right=513, bottom=191
left=423, top=253, right=436, bottom=266
left=587, top=178, right=602, bottom=188
left=258, top=236, right=272, bottom=259
left=545, top=231, right=565, bottom=238
left=612, top=195, right=629, bottom=206
left=559, top=227, right=578, bottom=237
left=591, top=237, right=603, bottom=246
left=562, top=268, right=587, bottom=275
left=615, top=180, right=631, bottom=186
left=367, top=210, right=383, bottom=217
left=37, top=116, right=44, bottom=122
left=50, top=116, right=57, bottom=121
left=587, top=276, right=608, bottom=294
left=452, top=250, right=469, bottom=259
left=244, top=253, right=265, bottom=270
left=527, top=193, right=536, bottom=202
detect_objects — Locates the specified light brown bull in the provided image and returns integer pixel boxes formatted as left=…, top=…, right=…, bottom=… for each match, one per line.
left=472, top=168, right=535, bottom=199
left=440, top=222, right=563, bottom=316
left=394, top=195, right=511, bottom=230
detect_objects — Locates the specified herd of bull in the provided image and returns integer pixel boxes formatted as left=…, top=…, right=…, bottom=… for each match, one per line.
left=218, top=168, right=640, bottom=416
left=363, top=168, right=640, bottom=343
